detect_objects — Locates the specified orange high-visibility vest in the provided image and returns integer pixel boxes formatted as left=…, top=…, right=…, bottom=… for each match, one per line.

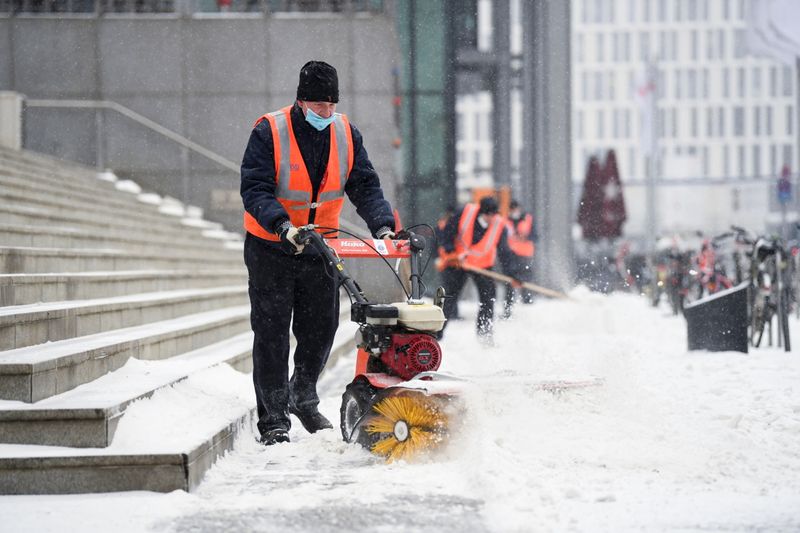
left=505, top=213, right=535, bottom=258
left=456, top=203, right=504, bottom=269
left=243, top=105, right=354, bottom=240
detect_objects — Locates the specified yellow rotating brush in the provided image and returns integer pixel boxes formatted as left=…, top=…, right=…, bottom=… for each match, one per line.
left=365, top=393, right=448, bottom=463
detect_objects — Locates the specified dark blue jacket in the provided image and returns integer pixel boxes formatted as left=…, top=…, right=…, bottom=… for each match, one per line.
left=240, top=103, right=395, bottom=246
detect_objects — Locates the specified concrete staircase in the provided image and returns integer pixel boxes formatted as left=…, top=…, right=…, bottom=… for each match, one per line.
left=0, top=146, right=355, bottom=494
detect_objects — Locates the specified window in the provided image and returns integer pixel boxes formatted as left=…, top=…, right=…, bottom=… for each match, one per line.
left=671, top=31, right=678, bottom=60
left=659, top=30, right=668, bottom=60
left=788, top=105, right=794, bottom=135
left=625, top=109, right=632, bottom=138
left=723, top=0, right=730, bottom=20
left=643, top=0, right=651, bottom=22
left=577, top=110, right=584, bottom=139
left=718, top=106, right=726, bottom=137
left=597, top=109, right=605, bottom=137
left=734, top=29, right=746, bottom=58
left=752, top=66, right=761, bottom=97
left=608, top=73, right=615, bottom=100
left=706, top=108, right=713, bottom=136
left=582, top=72, right=589, bottom=100
left=770, top=67, right=777, bottom=97
left=691, top=107, right=698, bottom=137
left=738, top=145, right=746, bottom=178
left=702, top=146, right=709, bottom=176
left=688, top=70, right=697, bottom=99
left=577, top=34, right=585, bottom=63
left=622, top=32, right=631, bottom=61
left=659, top=108, right=667, bottom=137
left=738, top=0, right=746, bottom=20
left=671, top=108, right=678, bottom=137
left=702, top=68, right=709, bottom=98
left=737, top=67, right=745, bottom=98
left=771, top=145, right=777, bottom=174
left=640, top=32, right=650, bottom=61
left=675, top=69, right=682, bottom=99
left=734, top=106, right=745, bottom=136
left=752, top=146, right=761, bottom=177
left=688, top=0, right=698, bottom=20
left=706, top=29, right=714, bottom=59
left=722, top=68, right=730, bottom=98
left=597, top=33, right=604, bottom=62
left=675, top=0, right=682, bottom=21
left=783, top=66, right=793, bottom=96
left=595, top=71, right=604, bottom=100
left=753, top=107, right=761, bottom=136
left=719, top=29, right=726, bottom=58
left=613, top=109, right=619, bottom=137
left=723, top=145, right=730, bottom=177
left=785, top=144, right=794, bottom=170
left=628, top=0, right=636, bottom=23
left=691, top=30, right=698, bottom=60
left=612, top=34, right=618, bottom=62
left=766, top=106, right=773, bottom=135
left=658, top=0, right=667, bottom=20
left=658, top=69, right=666, bottom=99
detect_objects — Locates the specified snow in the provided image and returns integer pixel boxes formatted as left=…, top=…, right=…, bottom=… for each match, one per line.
left=114, top=180, right=142, bottom=195
left=2, top=290, right=800, bottom=531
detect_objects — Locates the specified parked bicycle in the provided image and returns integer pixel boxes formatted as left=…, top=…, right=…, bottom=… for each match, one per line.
left=731, top=226, right=791, bottom=352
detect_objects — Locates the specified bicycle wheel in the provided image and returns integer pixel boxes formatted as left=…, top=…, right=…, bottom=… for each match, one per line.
left=751, top=302, right=766, bottom=347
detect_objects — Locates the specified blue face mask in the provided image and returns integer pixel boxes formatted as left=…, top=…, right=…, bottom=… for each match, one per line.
left=305, top=107, right=336, bottom=131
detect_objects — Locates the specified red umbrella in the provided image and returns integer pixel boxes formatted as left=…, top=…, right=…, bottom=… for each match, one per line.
left=577, top=150, right=627, bottom=241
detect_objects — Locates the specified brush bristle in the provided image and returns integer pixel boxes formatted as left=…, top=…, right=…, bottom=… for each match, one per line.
left=365, top=394, right=447, bottom=462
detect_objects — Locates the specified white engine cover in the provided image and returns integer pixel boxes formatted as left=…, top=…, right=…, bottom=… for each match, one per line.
left=390, top=302, right=446, bottom=332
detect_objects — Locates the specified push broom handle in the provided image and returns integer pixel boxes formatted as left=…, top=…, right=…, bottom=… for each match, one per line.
left=461, top=264, right=570, bottom=300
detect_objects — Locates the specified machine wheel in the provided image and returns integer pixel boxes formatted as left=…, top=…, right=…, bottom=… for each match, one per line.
left=340, top=379, right=377, bottom=445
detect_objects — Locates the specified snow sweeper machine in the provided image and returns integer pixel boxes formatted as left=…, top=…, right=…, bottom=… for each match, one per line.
left=295, top=225, right=460, bottom=462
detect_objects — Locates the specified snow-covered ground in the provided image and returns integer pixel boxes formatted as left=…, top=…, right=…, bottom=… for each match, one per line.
left=3, top=288, right=800, bottom=532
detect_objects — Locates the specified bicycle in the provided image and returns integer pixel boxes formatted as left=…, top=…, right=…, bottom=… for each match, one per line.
left=731, top=226, right=791, bottom=352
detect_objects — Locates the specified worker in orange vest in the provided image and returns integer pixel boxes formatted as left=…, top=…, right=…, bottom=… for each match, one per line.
left=437, top=196, right=512, bottom=344
left=501, top=199, right=536, bottom=319
left=240, top=61, right=396, bottom=446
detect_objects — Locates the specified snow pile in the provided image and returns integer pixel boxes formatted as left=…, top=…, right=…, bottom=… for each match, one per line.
left=2, top=291, right=800, bottom=531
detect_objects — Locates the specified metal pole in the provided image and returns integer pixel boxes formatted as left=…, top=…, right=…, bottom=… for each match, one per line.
left=645, top=61, right=659, bottom=256
left=491, top=0, right=511, bottom=189
left=409, top=0, right=418, bottom=223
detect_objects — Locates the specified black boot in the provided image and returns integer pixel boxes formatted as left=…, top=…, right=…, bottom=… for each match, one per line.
left=290, top=406, right=333, bottom=433
left=259, top=428, right=290, bottom=446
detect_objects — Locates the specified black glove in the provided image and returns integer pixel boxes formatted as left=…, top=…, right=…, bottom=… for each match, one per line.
left=277, top=221, right=305, bottom=255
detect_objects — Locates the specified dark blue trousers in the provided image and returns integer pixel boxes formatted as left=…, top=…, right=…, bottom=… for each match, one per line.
left=244, top=234, right=340, bottom=435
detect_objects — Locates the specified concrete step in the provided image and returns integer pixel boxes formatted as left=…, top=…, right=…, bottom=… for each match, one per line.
left=0, top=202, right=233, bottom=248
left=0, top=268, right=246, bottom=306
left=0, top=285, right=248, bottom=350
left=0, top=171, right=219, bottom=230
left=0, top=171, right=164, bottom=221
left=0, top=245, right=242, bottom=274
left=0, top=223, right=238, bottom=260
left=0, top=150, right=120, bottom=194
left=0, top=412, right=252, bottom=494
left=0, top=316, right=359, bottom=493
left=0, top=332, right=255, bottom=447
left=0, top=305, right=252, bottom=402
